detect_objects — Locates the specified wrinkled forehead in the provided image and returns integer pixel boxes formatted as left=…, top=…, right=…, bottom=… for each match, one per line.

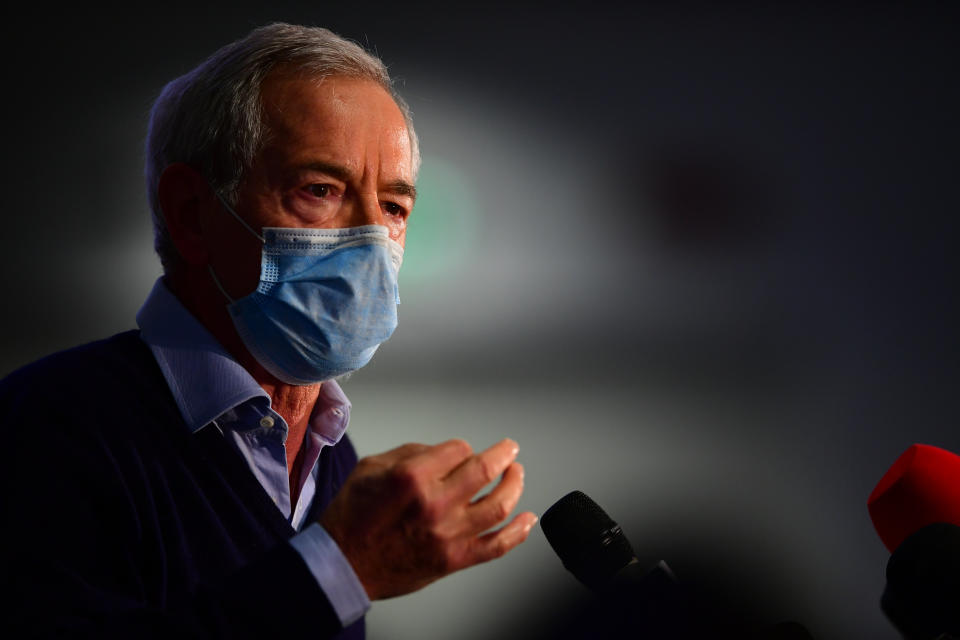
left=257, top=71, right=414, bottom=179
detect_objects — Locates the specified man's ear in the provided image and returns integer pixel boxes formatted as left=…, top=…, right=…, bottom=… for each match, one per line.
left=157, top=163, right=213, bottom=266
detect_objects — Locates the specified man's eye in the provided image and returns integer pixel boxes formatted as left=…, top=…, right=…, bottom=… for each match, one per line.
left=383, top=202, right=405, bottom=216
left=306, top=184, right=333, bottom=198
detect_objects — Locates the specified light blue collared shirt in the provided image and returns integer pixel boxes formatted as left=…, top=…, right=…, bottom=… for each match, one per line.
left=136, top=277, right=370, bottom=626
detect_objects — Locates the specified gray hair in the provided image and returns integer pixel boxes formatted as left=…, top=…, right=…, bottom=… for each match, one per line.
left=145, top=22, right=420, bottom=271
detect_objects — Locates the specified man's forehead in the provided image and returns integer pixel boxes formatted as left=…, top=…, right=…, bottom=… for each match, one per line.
left=261, top=72, right=404, bottom=129
left=257, top=72, right=413, bottom=177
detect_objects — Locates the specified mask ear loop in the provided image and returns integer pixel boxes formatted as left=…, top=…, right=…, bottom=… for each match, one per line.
left=208, top=189, right=265, bottom=304
left=214, top=191, right=266, bottom=243
left=208, top=266, right=236, bottom=304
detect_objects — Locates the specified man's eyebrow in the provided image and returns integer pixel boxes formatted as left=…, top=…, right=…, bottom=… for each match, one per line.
left=301, top=161, right=417, bottom=201
left=301, top=161, right=353, bottom=182
left=386, top=181, right=417, bottom=201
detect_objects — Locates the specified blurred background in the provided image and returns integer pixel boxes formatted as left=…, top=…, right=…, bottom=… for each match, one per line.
left=4, top=2, right=958, bottom=637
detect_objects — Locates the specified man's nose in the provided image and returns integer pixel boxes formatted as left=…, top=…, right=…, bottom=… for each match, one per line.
left=349, top=191, right=384, bottom=227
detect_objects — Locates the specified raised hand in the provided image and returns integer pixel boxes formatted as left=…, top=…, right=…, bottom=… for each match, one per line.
left=320, top=438, right=537, bottom=599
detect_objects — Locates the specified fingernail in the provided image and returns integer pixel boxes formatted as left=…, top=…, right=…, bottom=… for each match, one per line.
left=507, top=439, right=519, bottom=455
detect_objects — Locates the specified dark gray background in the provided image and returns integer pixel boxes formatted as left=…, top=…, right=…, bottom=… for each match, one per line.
left=4, top=3, right=958, bottom=638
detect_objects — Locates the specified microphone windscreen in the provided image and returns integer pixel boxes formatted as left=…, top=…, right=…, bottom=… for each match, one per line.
left=541, top=490, right=635, bottom=591
left=868, top=444, right=960, bottom=552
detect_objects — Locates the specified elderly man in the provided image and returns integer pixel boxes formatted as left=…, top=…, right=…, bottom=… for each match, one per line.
left=1, top=23, right=535, bottom=638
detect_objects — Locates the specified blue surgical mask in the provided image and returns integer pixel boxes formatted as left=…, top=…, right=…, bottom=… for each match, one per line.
left=209, top=194, right=403, bottom=385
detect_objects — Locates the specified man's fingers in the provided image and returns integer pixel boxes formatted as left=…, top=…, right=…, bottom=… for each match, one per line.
left=401, top=438, right=475, bottom=478
left=467, top=511, right=538, bottom=565
left=461, top=462, right=525, bottom=535
left=443, top=438, right=519, bottom=500
left=370, top=442, right=432, bottom=465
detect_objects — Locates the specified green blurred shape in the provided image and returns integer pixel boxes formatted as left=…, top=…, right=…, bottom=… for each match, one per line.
left=401, top=156, right=479, bottom=285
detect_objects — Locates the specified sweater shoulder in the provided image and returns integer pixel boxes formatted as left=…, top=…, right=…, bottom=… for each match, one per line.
left=4, top=330, right=155, bottom=386
left=0, top=330, right=174, bottom=430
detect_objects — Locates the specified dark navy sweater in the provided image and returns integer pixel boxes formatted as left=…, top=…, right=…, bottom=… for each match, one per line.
left=0, top=330, right=364, bottom=639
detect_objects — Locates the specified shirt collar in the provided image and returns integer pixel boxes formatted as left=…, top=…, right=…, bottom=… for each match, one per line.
left=135, top=277, right=350, bottom=438
left=312, top=374, right=351, bottom=445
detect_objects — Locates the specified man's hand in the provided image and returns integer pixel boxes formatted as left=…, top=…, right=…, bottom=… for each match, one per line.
left=320, top=438, right=537, bottom=600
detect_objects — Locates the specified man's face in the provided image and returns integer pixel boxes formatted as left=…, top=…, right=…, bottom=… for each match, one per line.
left=205, top=73, right=416, bottom=299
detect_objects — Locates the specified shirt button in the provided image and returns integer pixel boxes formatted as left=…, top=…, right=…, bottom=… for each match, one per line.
left=259, top=416, right=275, bottom=428
left=331, top=408, right=344, bottom=417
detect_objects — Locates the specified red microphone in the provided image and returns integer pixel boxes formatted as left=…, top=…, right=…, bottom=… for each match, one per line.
left=868, top=443, right=960, bottom=639
left=868, top=443, right=960, bottom=552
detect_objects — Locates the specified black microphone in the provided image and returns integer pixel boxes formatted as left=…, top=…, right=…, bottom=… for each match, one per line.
left=540, top=490, right=815, bottom=640
left=540, top=490, right=687, bottom=638
left=540, top=490, right=677, bottom=595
